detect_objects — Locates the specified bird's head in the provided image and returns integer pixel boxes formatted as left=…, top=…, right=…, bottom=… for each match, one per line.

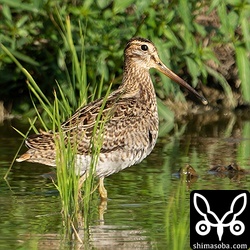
left=124, top=37, right=208, bottom=105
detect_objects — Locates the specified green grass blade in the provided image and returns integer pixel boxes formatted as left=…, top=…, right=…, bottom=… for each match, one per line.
left=5, top=117, right=38, bottom=179
left=0, top=0, right=40, bottom=12
left=1, top=43, right=54, bottom=121
left=157, top=98, right=174, bottom=122
left=7, top=48, right=39, bottom=66
left=241, top=10, right=250, bottom=52
left=205, top=65, right=237, bottom=108
left=165, top=180, right=190, bottom=250
left=178, top=0, right=193, bottom=32
left=235, top=46, right=250, bottom=103
left=56, top=81, right=72, bottom=115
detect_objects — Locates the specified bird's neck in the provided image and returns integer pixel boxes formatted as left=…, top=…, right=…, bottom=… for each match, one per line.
left=120, top=62, right=156, bottom=101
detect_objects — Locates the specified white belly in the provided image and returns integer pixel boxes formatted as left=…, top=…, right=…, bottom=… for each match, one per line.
left=75, top=146, right=153, bottom=178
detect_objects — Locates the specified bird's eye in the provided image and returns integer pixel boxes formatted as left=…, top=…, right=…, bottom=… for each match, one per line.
left=141, top=45, right=148, bottom=51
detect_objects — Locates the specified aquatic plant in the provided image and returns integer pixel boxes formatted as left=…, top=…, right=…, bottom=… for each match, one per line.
left=2, top=15, right=108, bottom=242
left=165, top=178, right=190, bottom=249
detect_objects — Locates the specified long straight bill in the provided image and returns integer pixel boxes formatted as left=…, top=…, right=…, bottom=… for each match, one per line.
left=156, top=61, right=208, bottom=105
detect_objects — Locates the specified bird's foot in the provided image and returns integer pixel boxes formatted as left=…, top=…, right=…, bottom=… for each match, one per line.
left=99, top=177, right=107, bottom=200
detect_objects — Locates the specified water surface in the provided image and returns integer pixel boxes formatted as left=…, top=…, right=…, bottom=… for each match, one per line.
left=0, top=113, right=249, bottom=249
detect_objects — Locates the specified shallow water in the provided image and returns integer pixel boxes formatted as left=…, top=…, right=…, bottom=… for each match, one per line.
left=0, top=113, right=250, bottom=249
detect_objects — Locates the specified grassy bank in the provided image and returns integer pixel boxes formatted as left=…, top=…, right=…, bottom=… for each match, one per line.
left=1, top=0, right=250, bottom=117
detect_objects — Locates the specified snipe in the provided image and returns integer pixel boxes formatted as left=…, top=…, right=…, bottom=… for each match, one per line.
left=17, top=37, right=207, bottom=199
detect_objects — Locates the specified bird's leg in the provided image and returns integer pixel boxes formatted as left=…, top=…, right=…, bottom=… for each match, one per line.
left=78, top=174, right=86, bottom=200
left=99, top=177, right=107, bottom=200
left=99, top=199, right=107, bottom=225
left=79, top=174, right=86, bottom=189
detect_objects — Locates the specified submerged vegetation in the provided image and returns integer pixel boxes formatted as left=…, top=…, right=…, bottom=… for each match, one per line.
left=165, top=179, right=190, bottom=250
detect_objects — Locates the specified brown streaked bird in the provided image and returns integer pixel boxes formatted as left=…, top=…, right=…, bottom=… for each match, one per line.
left=16, top=37, right=208, bottom=199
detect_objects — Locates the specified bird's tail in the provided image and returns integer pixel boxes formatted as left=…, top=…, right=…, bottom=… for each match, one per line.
left=16, top=132, right=57, bottom=166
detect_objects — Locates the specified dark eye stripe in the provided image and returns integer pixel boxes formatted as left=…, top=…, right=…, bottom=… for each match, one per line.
left=141, top=45, right=148, bottom=51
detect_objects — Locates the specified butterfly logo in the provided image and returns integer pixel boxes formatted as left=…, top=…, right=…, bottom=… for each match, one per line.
left=193, top=193, right=247, bottom=241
